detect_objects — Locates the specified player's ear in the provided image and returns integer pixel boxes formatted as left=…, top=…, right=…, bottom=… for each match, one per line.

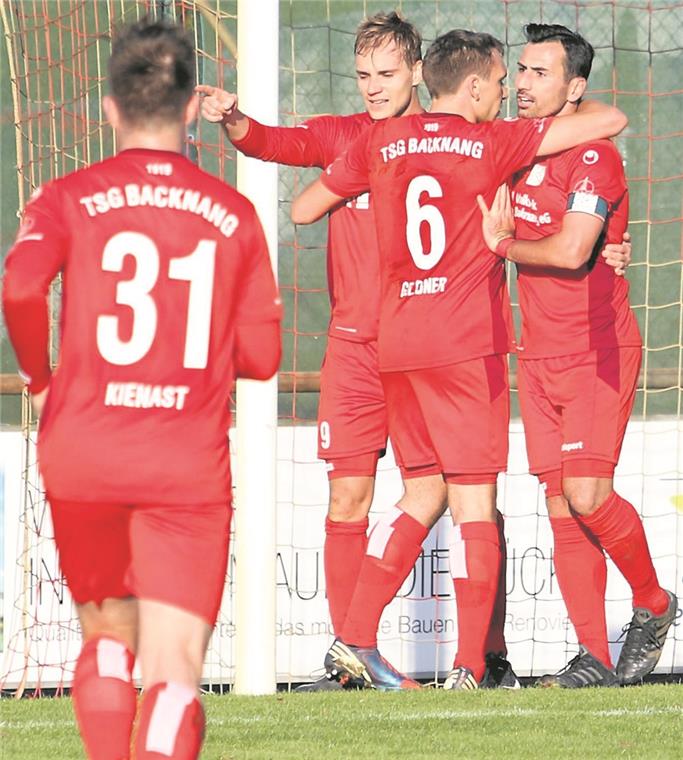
left=411, top=59, right=423, bottom=87
left=102, top=95, right=120, bottom=130
left=566, top=76, right=587, bottom=104
left=468, top=74, right=481, bottom=101
left=184, top=94, right=199, bottom=125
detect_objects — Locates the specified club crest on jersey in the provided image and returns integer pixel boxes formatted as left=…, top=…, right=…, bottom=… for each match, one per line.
left=573, top=176, right=596, bottom=194
left=582, top=149, right=599, bottom=165
left=525, top=163, right=546, bottom=186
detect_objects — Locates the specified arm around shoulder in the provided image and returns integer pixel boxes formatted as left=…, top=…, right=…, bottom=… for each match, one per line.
left=537, top=100, right=627, bottom=157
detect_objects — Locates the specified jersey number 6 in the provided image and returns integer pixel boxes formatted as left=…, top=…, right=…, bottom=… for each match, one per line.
left=405, top=175, right=446, bottom=271
left=96, top=231, right=216, bottom=369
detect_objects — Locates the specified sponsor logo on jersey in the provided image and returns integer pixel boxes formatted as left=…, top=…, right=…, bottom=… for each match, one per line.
left=525, top=164, right=546, bottom=186
left=582, top=149, right=599, bottom=165
left=561, top=440, right=584, bottom=452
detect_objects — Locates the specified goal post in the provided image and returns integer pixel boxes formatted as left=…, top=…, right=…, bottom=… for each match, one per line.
left=233, top=0, right=279, bottom=696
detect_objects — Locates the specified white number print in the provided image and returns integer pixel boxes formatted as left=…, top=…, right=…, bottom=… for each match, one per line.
left=319, top=420, right=331, bottom=450
left=405, top=175, right=446, bottom=271
left=169, top=240, right=216, bottom=369
left=96, top=232, right=216, bottom=368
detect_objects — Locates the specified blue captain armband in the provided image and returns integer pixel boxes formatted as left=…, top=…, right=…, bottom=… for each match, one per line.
left=566, top=191, right=609, bottom=220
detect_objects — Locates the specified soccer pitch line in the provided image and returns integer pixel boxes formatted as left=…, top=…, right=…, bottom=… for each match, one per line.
left=4, top=704, right=681, bottom=731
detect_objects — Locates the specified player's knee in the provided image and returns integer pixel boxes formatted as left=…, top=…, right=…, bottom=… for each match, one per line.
left=139, top=641, right=203, bottom=690
left=328, top=480, right=374, bottom=521
left=562, top=484, right=601, bottom=516
left=77, top=598, right=138, bottom=654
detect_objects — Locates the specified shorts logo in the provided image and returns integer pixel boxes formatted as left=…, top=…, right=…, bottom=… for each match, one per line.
left=561, top=441, right=584, bottom=452
left=582, top=149, right=599, bottom=165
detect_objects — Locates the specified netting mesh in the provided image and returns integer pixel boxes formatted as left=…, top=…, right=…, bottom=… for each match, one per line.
left=0, top=0, right=681, bottom=692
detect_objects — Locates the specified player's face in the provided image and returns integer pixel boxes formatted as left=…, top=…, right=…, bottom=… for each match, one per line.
left=355, top=41, right=421, bottom=120
left=476, top=51, right=508, bottom=122
left=515, top=41, right=576, bottom=119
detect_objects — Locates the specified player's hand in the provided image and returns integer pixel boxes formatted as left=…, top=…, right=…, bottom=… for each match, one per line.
left=30, top=386, right=49, bottom=418
left=195, top=84, right=238, bottom=123
left=477, top=184, right=515, bottom=254
left=602, top=231, right=631, bottom=276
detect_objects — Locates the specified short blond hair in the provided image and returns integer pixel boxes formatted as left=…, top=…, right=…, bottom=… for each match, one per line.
left=355, top=11, right=422, bottom=67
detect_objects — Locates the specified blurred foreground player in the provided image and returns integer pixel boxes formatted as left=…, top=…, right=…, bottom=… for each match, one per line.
left=478, top=23, right=677, bottom=687
left=292, top=29, right=627, bottom=690
left=2, top=18, right=281, bottom=759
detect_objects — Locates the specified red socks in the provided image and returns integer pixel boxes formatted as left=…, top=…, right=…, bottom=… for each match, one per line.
left=577, top=492, right=668, bottom=615
left=324, top=516, right=368, bottom=635
left=550, top=516, right=612, bottom=668
left=135, top=682, right=205, bottom=759
left=341, top=507, right=428, bottom=647
left=450, top=521, right=501, bottom=682
left=72, top=636, right=136, bottom=760
left=484, top=510, right=508, bottom=656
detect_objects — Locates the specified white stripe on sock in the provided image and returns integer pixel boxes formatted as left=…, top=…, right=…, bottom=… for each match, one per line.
left=448, top=525, right=468, bottom=579
left=366, top=505, right=403, bottom=559
left=145, top=682, right=196, bottom=756
left=95, top=638, right=131, bottom=682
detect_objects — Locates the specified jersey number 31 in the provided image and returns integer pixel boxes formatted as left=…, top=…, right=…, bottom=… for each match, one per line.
left=96, top=231, right=216, bottom=369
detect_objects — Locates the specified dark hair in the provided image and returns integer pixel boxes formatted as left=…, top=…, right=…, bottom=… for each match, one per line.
left=422, top=30, right=504, bottom=98
left=523, top=23, right=594, bottom=80
left=108, top=17, right=195, bottom=126
left=355, top=11, right=422, bottom=67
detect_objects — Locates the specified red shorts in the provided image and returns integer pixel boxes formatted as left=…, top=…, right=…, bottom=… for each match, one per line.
left=380, top=355, right=509, bottom=482
left=48, top=497, right=232, bottom=626
left=318, top=337, right=388, bottom=475
left=518, top=347, right=641, bottom=488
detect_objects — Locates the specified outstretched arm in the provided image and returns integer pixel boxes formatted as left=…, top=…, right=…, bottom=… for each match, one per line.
left=196, top=84, right=250, bottom=142
left=196, top=84, right=328, bottom=167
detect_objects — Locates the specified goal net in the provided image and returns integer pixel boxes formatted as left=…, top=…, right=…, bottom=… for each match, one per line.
left=0, top=0, right=681, bottom=693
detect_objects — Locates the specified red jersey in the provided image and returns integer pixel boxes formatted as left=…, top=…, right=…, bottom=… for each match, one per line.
left=3, top=149, right=281, bottom=504
left=321, top=113, right=552, bottom=371
left=512, top=140, right=642, bottom=358
left=234, top=112, right=380, bottom=341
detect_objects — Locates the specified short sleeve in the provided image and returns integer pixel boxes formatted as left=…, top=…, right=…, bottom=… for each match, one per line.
left=564, top=143, right=626, bottom=220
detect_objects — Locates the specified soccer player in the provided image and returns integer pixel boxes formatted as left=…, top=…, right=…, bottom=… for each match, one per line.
left=292, top=29, right=628, bottom=690
left=2, top=18, right=281, bottom=759
left=477, top=23, right=677, bottom=688
left=198, top=12, right=509, bottom=692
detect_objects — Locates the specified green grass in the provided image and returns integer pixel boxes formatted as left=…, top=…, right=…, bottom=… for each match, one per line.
left=1, top=684, right=682, bottom=759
